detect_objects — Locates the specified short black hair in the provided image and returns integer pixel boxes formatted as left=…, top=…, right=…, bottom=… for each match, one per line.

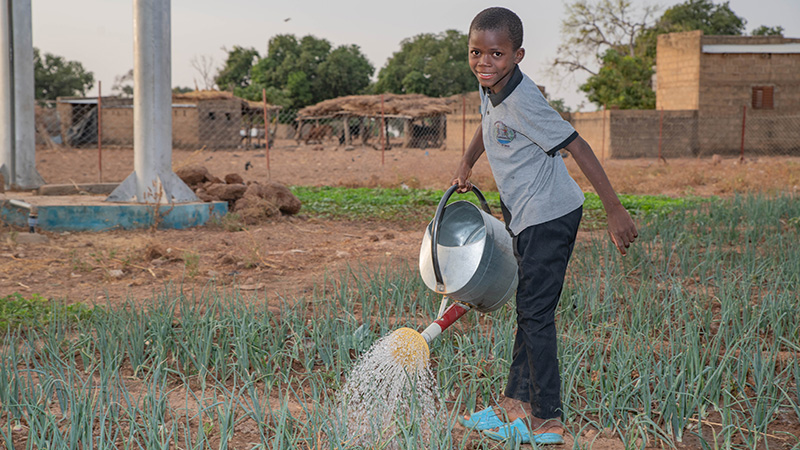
left=469, top=7, right=524, bottom=50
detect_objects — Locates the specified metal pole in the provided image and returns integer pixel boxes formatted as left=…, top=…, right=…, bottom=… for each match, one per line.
left=380, top=93, right=385, bottom=166
left=0, top=0, right=15, bottom=188
left=97, top=80, right=103, bottom=182
left=0, top=0, right=43, bottom=190
left=107, top=0, right=196, bottom=203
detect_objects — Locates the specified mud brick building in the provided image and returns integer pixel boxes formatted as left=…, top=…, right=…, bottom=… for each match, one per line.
left=56, top=91, right=277, bottom=149
left=568, top=31, right=800, bottom=158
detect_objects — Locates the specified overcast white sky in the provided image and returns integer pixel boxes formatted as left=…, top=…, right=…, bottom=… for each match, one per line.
left=31, top=0, right=800, bottom=111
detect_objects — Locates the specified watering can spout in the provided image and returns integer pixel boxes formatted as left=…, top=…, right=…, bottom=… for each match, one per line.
left=420, top=301, right=471, bottom=344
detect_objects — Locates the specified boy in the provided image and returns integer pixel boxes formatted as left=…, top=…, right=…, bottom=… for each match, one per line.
left=454, top=7, right=638, bottom=445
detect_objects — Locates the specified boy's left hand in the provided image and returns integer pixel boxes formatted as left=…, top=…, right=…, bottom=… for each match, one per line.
left=606, top=204, right=638, bottom=256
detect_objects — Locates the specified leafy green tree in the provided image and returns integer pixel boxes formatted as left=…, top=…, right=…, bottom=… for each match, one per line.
left=33, top=48, right=94, bottom=100
left=580, top=49, right=655, bottom=109
left=751, top=25, right=784, bottom=36
left=215, top=46, right=260, bottom=91
left=376, top=30, right=475, bottom=97
left=636, top=0, right=747, bottom=60
left=243, top=34, right=373, bottom=108
left=316, top=45, right=374, bottom=99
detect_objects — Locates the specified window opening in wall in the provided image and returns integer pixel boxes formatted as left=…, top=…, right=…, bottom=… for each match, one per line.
left=752, top=86, right=774, bottom=110
left=225, top=112, right=231, bottom=121
left=208, top=111, right=216, bottom=120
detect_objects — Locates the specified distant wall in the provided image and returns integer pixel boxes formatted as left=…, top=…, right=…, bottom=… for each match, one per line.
left=569, top=109, right=698, bottom=158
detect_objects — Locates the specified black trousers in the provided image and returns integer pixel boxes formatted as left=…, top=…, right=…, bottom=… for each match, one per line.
left=503, top=206, right=582, bottom=420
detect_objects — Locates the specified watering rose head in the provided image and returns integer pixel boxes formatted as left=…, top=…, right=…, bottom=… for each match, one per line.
left=388, top=327, right=430, bottom=371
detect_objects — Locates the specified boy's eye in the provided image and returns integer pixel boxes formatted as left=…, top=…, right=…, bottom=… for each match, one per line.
left=493, top=52, right=503, bottom=57
left=470, top=50, right=480, bottom=56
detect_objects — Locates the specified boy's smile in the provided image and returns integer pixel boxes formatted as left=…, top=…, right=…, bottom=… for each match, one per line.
left=468, top=29, right=525, bottom=94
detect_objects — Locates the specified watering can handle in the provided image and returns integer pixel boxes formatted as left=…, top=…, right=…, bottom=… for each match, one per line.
left=431, top=185, right=492, bottom=289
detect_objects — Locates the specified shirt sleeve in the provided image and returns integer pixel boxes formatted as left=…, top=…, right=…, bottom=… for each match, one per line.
left=511, top=78, right=578, bottom=156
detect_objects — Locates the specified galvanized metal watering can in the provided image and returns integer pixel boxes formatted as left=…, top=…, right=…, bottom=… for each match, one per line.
left=416, top=185, right=519, bottom=343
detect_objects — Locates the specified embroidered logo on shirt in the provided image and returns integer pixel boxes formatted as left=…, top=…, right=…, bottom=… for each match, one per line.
left=494, top=121, right=515, bottom=147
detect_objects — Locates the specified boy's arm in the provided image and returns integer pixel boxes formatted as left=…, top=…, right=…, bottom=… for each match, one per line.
left=452, top=125, right=485, bottom=193
left=565, top=135, right=638, bottom=255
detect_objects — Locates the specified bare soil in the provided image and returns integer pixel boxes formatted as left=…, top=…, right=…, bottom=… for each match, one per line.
left=5, top=141, right=797, bottom=305
left=2, top=142, right=799, bottom=449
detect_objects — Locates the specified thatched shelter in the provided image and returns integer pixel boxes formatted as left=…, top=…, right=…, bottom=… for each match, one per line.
left=296, top=94, right=457, bottom=148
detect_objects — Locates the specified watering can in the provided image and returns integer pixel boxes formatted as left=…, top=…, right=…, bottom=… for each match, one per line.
left=388, top=185, right=519, bottom=369
left=416, top=185, right=519, bottom=343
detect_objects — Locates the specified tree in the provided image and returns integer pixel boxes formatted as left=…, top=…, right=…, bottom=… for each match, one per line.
left=33, top=48, right=94, bottom=100
left=111, top=69, right=133, bottom=98
left=315, top=45, right=374, bottom=99
left=215, top=46, right=259, bottom=92
left=579, top=49, right=655, bottom=109
left=636, top=0, right=748, bottom=59
left=751, top=25, right=784, bottom=36
left=190, top=54, right=217, bottom=90
left=552, top=0, right=659, bottom=77
left=375, top=30, right=475, bottom=97
left=246, top=34, right=373, bottom=108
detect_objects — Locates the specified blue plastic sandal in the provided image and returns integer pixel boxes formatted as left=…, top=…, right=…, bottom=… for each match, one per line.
left=483, top=418, right=565, bottom=445
left=457, top=407, right=505, bottom=431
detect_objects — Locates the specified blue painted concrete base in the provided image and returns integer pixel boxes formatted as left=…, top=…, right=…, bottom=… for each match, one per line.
left=1, top=200, right=228, bottom=232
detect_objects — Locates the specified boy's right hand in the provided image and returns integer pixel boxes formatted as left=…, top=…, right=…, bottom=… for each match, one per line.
left=452, top=165, right=473, bottom=193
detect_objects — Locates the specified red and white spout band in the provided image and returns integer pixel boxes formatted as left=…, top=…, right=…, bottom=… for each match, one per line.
left=420, top=302, right=471, bottom=344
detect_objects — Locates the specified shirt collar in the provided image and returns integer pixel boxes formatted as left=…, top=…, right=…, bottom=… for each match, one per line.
left=484, top=65, right=523, bottom=107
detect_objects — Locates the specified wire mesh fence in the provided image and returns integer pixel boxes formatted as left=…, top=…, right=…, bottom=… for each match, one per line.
left=34, top=95, right=800, bottom=173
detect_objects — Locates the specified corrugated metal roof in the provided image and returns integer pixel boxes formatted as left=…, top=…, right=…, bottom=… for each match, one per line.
left=702, top=43, right=800, bottom=54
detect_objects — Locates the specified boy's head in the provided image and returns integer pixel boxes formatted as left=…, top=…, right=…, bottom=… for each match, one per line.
left=469, top=7, right=523, bottom=51
left=468, top=7, right=525, bottom=93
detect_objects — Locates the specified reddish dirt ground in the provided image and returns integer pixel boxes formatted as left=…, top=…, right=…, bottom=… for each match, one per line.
left=2, top=142, right=799, bottom=449
left=3, top=141, right=799, bottom=306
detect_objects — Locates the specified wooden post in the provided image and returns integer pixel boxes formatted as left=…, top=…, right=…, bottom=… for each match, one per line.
left=97, top=80, right=103, bottom=182
left=380, top=94, right=385, bottom=165
left=343, top=116, right=350, bottom=146
left=740, top=105, right=746, bottom=162
left=462, top=94, right=466, bottom=155
left=658, top=107, right=666, bottom=164
left=263, top=88, right=270, bottom=172
left=601, top=104, right=607, bottom=162
left=403, top=119, right=411, bottom=148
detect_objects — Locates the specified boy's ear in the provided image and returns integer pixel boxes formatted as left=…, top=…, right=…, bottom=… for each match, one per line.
left=515, top=47, right=525, bottom=64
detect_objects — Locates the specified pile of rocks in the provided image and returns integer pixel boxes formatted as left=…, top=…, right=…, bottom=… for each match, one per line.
left=176, top=165, right=301, bottom=223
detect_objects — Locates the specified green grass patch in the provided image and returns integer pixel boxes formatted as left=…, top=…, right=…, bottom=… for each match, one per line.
left=291, top=186, right=709, bottom=228
left=0, top=293, right=95, bottom=330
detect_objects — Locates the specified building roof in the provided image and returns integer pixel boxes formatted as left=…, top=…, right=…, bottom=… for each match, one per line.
left=297, top=94, right=457, bottom=119
left=703, top=43, right=800, bottom=54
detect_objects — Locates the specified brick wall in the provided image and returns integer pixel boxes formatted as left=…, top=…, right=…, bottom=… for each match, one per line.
left=656, top=31, right=702, bottom=110
left=569, top=109, right=698, bottom=158
left=699, top=51, right=800, bottom=113
left=102, top=106, right=133, bottom=146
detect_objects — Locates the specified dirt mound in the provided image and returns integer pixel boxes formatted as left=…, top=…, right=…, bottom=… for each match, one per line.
left=177, top=165, right=302, bottom=222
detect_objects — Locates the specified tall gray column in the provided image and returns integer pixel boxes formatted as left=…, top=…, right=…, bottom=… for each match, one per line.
left=107, top=0, right=196, bottom=203
left=0, top=0, right=44, bottom=190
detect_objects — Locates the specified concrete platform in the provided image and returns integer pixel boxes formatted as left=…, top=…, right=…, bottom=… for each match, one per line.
left=1, top=185, right=228, bottom=232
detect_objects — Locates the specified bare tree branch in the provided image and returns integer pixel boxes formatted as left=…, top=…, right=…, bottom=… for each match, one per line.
left=551, top=0, right=660, bottom=76
left=190, top=55, right=217, bottom=91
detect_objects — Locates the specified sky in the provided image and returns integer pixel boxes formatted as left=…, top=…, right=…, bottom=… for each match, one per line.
left=30, top=0, right=800, bottom=111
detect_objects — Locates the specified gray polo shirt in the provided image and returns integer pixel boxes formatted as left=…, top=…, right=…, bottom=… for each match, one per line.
left=480, top=66, right=585, bottom=235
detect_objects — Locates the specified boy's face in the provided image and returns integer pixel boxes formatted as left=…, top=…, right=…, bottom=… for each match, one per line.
left=468, top=28, right=525, bottom=94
